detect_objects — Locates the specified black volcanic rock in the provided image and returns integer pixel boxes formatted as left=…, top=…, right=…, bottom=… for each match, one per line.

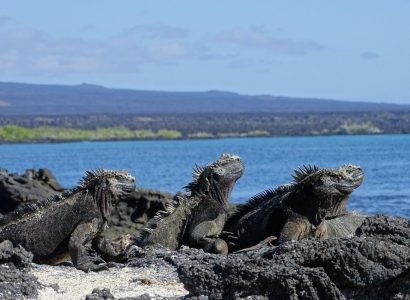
left=0, top=168, right=64, bottom=214
left=0, top=240, right=38, bottom=299
left=85, top=288, right=115, bottom=300
left=101, top=188, right=173, bottom=241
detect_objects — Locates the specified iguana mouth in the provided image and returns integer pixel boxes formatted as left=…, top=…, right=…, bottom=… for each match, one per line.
left=118, top=183, right=136, bottom=193
left=350, top=169, right=364, bottom=184
left=336, top=184, right=358, bottom=193
left=341, top=169, right=364, bottom=192
left=334, top=165, right=364, bottom=193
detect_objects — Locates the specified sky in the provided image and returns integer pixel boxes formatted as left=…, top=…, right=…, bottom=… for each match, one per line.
left=0, top=1, right=409, bottom=103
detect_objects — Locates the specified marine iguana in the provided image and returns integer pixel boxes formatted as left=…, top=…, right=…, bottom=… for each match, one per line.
left=136, top=153, right=244, bottom=254
left=224, top=164, right=364, bottom=251
left=0, top=169, right=135, bottom=271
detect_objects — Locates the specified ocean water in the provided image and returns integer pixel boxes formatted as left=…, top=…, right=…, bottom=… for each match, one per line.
left=0, top=135, right=409, bottom=218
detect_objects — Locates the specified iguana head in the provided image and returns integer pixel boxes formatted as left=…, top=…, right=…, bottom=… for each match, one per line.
left=291, top=164, right=364, bottom=225
left=186, top=153, right=244, bottom=205
left=80, top=169, right=136, bottom=220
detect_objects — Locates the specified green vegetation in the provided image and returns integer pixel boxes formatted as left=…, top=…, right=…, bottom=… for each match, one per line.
left=0, top=125, right=183, bottom=142
left=0, top=118, right=389, bottom=144
left=0, top=126, right=271, bottom=143
left=336, top=122, right=382, bottom=135
left=156, top=129, right=182, bottom=139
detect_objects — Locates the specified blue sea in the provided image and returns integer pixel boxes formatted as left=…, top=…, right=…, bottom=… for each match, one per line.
left=0, top=135, right=409, bottom=218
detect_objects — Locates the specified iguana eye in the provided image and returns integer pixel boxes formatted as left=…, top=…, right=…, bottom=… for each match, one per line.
left=213, top=173, right=221, bottom=180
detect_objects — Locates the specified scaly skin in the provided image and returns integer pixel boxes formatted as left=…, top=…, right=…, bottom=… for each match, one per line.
left=326, top=211, right=368, bottom=238
left=224, top=164, right=364, bottom=252
left=0, top=169, right=135, bottom=272
left=136, top=153, right=244, bottom=254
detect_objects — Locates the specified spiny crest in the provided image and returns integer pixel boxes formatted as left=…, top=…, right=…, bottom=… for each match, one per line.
left=0, top=169, right=131, bottom=227
left=135, top=196, right=182, bottom=244
left=185, top=164, right=206, bottom=192
left=79, top=168, right=108, bottom=188
left=292, top=165, right=321, bottom=183
left=229, top=184, right=294, bottom=221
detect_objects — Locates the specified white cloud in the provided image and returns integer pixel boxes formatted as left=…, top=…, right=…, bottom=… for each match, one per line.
left=209, top=26, right=325, bottom=56
left=0, top=22, right=324, bottom=76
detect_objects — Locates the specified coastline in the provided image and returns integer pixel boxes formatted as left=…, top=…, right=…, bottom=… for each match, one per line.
left=0, top=131, right=398, bottom=145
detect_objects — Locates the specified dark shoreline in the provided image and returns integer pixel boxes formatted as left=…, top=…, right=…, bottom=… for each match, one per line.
left=2, top=111, right=410, bottom=143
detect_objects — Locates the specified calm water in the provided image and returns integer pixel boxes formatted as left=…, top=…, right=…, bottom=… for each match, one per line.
left=0, top=135, right=409, bottom=218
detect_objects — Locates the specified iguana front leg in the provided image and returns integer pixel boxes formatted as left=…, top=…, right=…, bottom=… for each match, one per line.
left=190, top=220, right=228, bottom=255
left=68, top=219, right=108, bottom=272
left=278, top=218, right=308, bottom=243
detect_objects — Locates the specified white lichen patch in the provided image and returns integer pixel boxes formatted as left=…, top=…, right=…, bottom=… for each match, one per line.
left=31, top=264, right=188, bottom=299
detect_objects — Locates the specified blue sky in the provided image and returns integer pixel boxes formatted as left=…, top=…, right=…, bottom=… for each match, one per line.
left=0, top=1, right=409, bottom=103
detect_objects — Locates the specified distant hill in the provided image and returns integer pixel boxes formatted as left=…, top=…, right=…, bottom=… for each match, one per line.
left=0, top=81, right=409, bottom=116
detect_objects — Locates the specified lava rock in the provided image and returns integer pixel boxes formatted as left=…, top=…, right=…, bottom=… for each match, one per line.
left=85, top=288, right=115, bottom=300
left=0, top=168, right=64, bottom=213
left=102, top=188, right=173, bottom=240
left=173, top=215, right=410, bottom=300
left=127, top=215, right=410, bottom=300
left=0, top=240, right=38, bottom=299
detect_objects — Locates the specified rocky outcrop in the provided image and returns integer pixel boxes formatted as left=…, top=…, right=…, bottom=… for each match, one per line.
left=0, top=167, right=409, bottom=299
left=102, top=188, right=173, bottom=241
left=0, top=214, right=409, bottom=299
left=126, top=215, right=410, bottom=299
left=0, top=240, right=38, bottom=299
left=173, top=215, right=410, bottom=299
left=0, top=168, right=64, bottom=214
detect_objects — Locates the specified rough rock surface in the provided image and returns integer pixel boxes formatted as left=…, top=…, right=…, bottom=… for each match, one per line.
left=0, top=168, right=64, bottom=214
left=126, top=215, right=410, bottom=299
left=0, top=240, right=38, bottom=299
left=1, top=168, right=409, bottom=300
left=1, top=215, right=409, bottom=299
left=173, top=215, right=410, bottom=300
left=102, top=188, right=173, bottom=240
